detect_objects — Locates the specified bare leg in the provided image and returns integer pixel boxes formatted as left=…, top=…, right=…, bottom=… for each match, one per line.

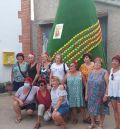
left=52, top=112, right=66, bottom=129
left=34, top=104, right=45, bottom=129
left=13, top=100, right=22, bottom=122
left=71, top=107, right=78, bottom=124
left=117, top=102, right=120, bottom=129
left=112, top=101, right=119, bottom=129
left=99, top=115, right=105, bottom=127
left=27, top=109, right=34, bottom=115
left=80, top=107, right=86, bottom=120
left=87, top=115, right=96, bottom=129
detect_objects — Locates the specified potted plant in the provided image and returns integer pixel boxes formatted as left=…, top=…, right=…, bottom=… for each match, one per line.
left=0, top=83, right=5, bottom=93
left=5, top=81, right=13, bottom=95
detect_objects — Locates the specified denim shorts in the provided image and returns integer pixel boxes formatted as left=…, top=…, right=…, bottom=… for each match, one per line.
left=57, top=103, right=69, bottom=116
left=110, top=97, right=120, bottom=102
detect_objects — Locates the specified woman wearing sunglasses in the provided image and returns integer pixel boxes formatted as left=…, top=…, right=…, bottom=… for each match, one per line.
left=108, top=55, right=120, bottom=129
left=34, top=79, right=51, bottom=129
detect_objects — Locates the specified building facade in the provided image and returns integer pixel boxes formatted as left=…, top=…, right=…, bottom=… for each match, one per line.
left=0, top=0, right=22, bottom=82
left=95, top=0, right=120, bottom=67
left=32, top=0, right=120, bottom=68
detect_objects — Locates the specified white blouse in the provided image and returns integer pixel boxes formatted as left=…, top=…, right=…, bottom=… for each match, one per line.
left=51, top=86, right=68, bottom=108
left=108, top=69, right=120, bottom=97
left=50, top=63, right=69, bottom=81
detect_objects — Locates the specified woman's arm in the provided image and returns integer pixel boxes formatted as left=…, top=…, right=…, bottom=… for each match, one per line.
left=54, top=85, right=66, bottom=111
left=104, top=71, right=109, bottom=95
left=32, top=63, right=40, bottom=85
left=62, top=73, right=68, bottom=85
left=103, top=71, right=109, bottom=102
left=13, top=96, right=24, bottom=106
left=54, top=96, right=65, bottom=111
left=82, top=73, right=88, bottom=101
left=11, top=67, right=14, bottom=83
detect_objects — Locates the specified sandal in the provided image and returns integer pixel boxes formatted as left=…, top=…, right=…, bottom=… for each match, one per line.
left=72, top=119, right=78, bottom=124
left=97, top=125, right=104, bottom=129
left=15, top=117, right=22, bottom=123
left=34, top=122, right=41, bottom=129
left=83, top=119, right=91, bottom=124
left=60, top=124, right=66, bottom=129
left=95, top=119, right=100, bottom=125
left=87, top=124, right=96, bottom=129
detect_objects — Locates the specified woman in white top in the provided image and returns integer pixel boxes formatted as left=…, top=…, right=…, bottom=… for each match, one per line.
left=50, top=53, right=69, bottom=84
left=51, top=76, right=69, bottom=129
left=108, top=55, right=120, bottom=129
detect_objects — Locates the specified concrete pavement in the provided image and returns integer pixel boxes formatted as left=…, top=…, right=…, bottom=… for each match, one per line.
left=0, top=93, right=115, bottom=129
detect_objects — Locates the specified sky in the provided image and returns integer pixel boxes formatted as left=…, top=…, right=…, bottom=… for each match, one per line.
left=31, top=0, right=34, bottom=20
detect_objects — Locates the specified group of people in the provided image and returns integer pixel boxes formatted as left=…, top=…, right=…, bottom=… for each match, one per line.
left=11, top=52, right=120, bottom=129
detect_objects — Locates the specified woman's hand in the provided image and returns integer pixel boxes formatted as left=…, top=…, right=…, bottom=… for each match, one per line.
left=18, top=100, right=24, bottom=107
left=85, top=94, right=88, bottom=101
left=103, top=95, right=108, bottom=103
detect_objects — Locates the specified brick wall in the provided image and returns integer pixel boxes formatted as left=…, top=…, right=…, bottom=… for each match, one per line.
left=20, top=0, right=32, bottom=58
left=36, top=26, right=43, bottom=62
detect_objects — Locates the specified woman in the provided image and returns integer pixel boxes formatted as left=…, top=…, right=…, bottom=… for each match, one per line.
left=79, top=53, right=94, bottom=123
left=27, top=53, right=39, bottom=85
left=86, top=57, right=109, bottom=129
left=108, top=55, right=120, bottom=129
left=65, top=61, right=85, bottom=124
left=51, top=76, right=69, bottom=129
left=34, top=79, right=51, bottom=129
left=80, top=53, right=94, bottom=83
left=39, top=52, right=51, bottom=84
left=50, top=53, right=69, bottom=84
left=13, top=77, right=39, bottom=123
left=11, top=53, right=28, bottom=91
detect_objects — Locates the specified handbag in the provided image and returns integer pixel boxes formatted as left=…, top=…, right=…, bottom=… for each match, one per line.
left=17, top=62, right=26, bottom=78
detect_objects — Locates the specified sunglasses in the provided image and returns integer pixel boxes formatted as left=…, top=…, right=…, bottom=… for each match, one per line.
left=111, top=74, right=114, bottom=80
left=40, top=83, right=45, bottom=87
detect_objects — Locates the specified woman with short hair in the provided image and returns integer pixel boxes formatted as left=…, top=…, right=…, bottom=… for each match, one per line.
left=11, top=53, right=28, bottom=91
left=86, top=57, right=109, bottom=129
left=34, top=79, right=51, bottom=129
left=64, top=61, right=86, bottom=124
left=51, top=76, right=69, bottom=129
left=108, top=55, right=120, bottom=129
left=13, top=77, right=39, bottom=123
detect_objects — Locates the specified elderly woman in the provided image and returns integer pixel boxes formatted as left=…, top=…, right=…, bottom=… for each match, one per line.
left=50, top=53, right=69, bottom=84
left=86, top=57, right=109, bottom=129
left=64, top=61, right=86, bottom=124
left=34, top=79, right=51, bottom=129
left=11, top=53, right=28, bottom=91
left=108, top=55, right=120, bottom=129
left=13, top=77, right=39, bottom=123
left=27, top=53, right=39, bottom=85
left=39, top=52, right=51, bottom=84
left=51, top=76, right=69, bottom=129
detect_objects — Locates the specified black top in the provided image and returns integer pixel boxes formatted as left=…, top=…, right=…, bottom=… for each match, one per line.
left=27, top=63, right=37, bottom=80
left=39, top=63, right=52, bottom=83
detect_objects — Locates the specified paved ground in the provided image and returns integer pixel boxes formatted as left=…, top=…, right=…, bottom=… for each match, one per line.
left=0, top=93, right=115, bottom=129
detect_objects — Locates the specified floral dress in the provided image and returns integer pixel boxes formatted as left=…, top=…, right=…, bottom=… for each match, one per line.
left=88, top=69, right=109, bottom=116
left=67, top=72, right=84, bottom=108
left=80, top=63, right=94, bottom=82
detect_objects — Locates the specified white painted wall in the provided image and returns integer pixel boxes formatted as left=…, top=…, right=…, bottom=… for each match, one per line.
left=0, top=0, right=22, bottom=82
